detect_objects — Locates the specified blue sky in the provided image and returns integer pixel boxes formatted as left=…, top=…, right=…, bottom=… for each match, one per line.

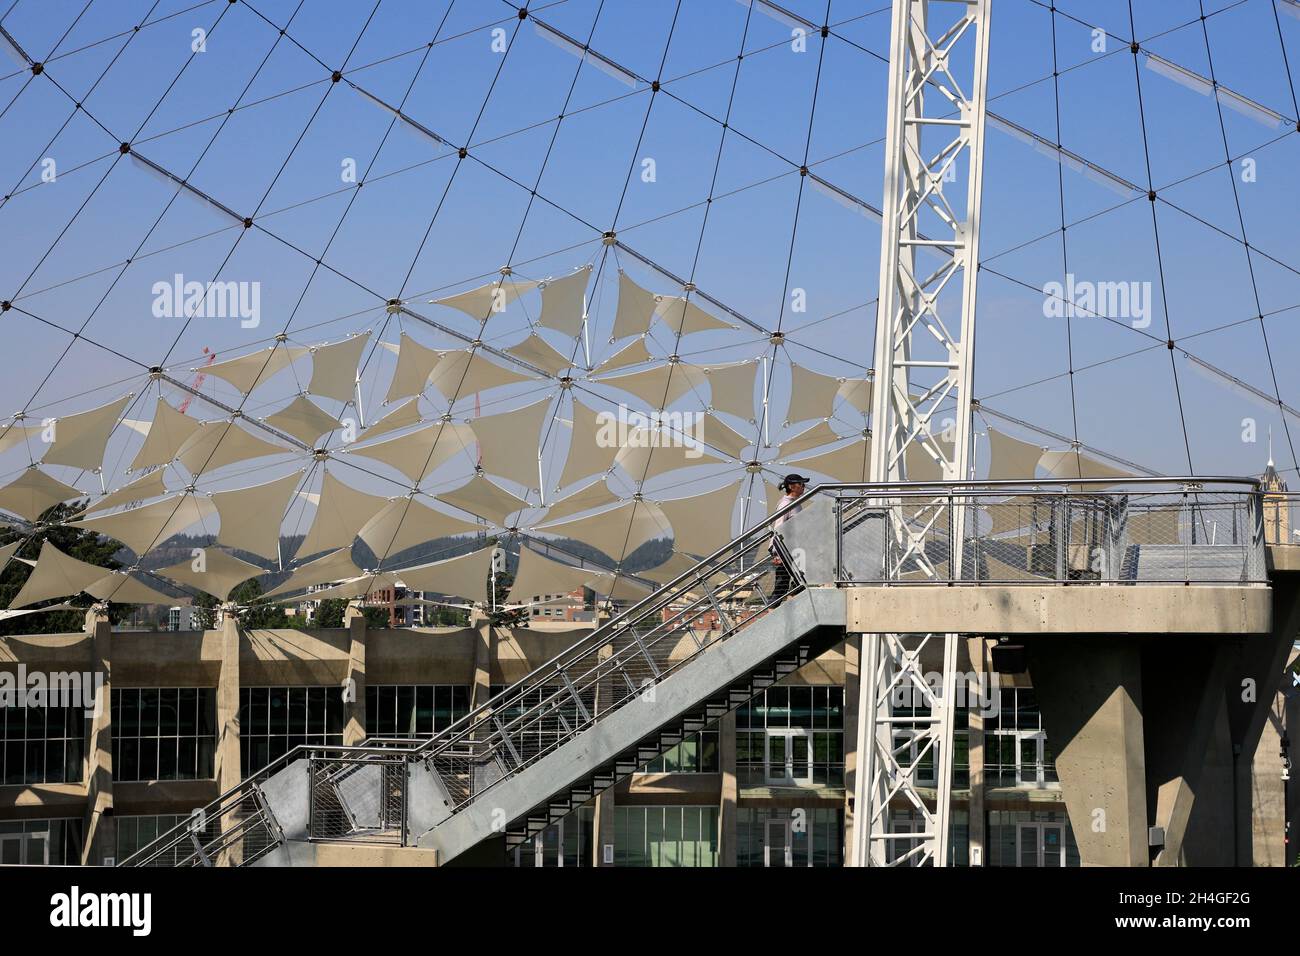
left=1, top=0, right=1299, bottom=522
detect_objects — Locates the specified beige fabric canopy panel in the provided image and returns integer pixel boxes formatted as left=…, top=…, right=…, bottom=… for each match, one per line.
left=307, top=333, right=370, bottom=403
left=427, top=350, right=535, bottom=399
left=778, top=420, right=844, bottom=459
left=986, top=427, right=1044, bottom=480
left=263, top=547, right=363, bottom=599
left=41, top=393, right=132, bottom=470
left=158, top=548, right=266, bottom=601
left=73, top=491, right=217, bottom=556
left=701, top=413, right=752, bottom=459
left=786, top=365, right=844, bottom=424
left=612, top=272, right=658, bottom=340
left=264, top=396, right=340, bottom=446
left=347, top=420, right=476, bottom=484
left=297, top=469, right=390, bottom=558
left=474, top=397, right=552, bottom=489
left=432, top=276, right=540, bottom=320
left=357, top=496, right=480, bottom=560
left=656, top=480, right=742, bottom=557
left=537, top=498, right=667, bottom=560
left=505, top=545, right=610, bottom=604
left=88, top=571, right=187, bottom=607
left=703, top=361, right=757, bottom=421
left=1038, top=449, right=1136, bottom=482
left=86, top=469, right=168, bottom=516
left=785, top=435, right=872, bottom=483
left=653, top=295, right=735, bottom=335
left=558, top=398, right=619, bottom=488
left=9, top=541, right=109, bottom=608
left=538, top=266, right=591, bottom=337
left=175, top=420, right=293, bottom=476
left=358, top=398, right=423, bottom=443
left=204, top=344, right=308, bottom=394
left=506, top=333, right=573, bottom=376
left=391, top=545, right=494, bottom=605
left=384, top=333, right=443, bottom=404
left=211, top=471, right=304, bottom=559
left=0, top=468, right=84, bottom=522
left=595, top=361, right=707, bottom=410
left=0, top=422, right=40, bottom=456
left=130, top=399, right=202, bottom=472
left=542, top=475, right=619, bottom=523
left=614, top=429, right=725, bottom=483
left=596, top=335, right=654, bottom=374
left=437, top=474, right=530, bottom=526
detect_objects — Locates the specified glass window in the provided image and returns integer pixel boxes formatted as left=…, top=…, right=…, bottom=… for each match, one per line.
left=240, top=686, right=344, bottom=775
left=112, top=688, right=215, bottom=783
left=613, top=806, right=717, bottom=867
left=0, top=698, right=87, bottom=786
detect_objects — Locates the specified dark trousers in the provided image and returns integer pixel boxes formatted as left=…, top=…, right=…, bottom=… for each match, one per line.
left=772, top=562, right=792, bottom=606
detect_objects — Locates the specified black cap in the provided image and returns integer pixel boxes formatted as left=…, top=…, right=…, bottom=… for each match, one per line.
left=780, top=473, right=810, bottom=490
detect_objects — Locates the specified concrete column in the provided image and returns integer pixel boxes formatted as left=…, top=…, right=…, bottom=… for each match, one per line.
left=470, top=609, right=492, bottom=709
left=214, top=614, right=242, bottom=793
left=1225, top=577, right=1300, bottom=865
left=1141, top=639, right=1234, bottom=866
left=965, top=636, right=987, bottom=866
left=718, top=709, right=737, bottom=867
left=593, top=787, right=616, bottom=867
left=1250, top=646, right=1298, bottom=866
left=81, top=609, right=113, bottom=865
left=842, top=635, right=860, bottom=859
left=1026, top=636, right=1148, bottom=866
left=342, top=605, right=367, bottom=745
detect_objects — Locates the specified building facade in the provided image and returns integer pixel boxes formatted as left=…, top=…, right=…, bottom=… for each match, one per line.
left=0, top=610, right=1293, bottom=867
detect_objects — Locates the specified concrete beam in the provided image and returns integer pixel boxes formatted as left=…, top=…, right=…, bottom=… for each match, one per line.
left=80, top=610, right=113, bottom=866
left=847, top=585, right=1270, bottom=636
left=342, top=606, right=366, bottom=746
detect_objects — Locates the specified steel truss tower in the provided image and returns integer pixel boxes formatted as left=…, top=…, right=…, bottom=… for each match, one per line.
left=852, top=0, right=993, bottom=867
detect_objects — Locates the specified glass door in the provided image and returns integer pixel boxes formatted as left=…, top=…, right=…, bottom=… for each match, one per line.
left=0, top=831, right=49, bottom=865
left=1041, top=824, right=1064, bottom=867
left=765, top=730, right=812, bottom=784
left=764, top=818, right=791, bottom=867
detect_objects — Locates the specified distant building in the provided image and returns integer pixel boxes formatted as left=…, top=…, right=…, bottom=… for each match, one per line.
left=1261, top=451, right=1290, bottom=545
left=167, top=606, right=198, bottom=631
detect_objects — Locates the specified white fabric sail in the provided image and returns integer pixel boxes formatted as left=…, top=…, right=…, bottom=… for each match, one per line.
left=703, top=413, right=753, bottom=458
left=986, top=428, right=1044, bottom=480
left=595, top=361, right=706, bottom=409
left=657, top=480, right=742, bottom=556
left=157, top=548, right=266, bottom=600
left=474, top=397, right=551, bottom=489
left=433, top=276, right=540, bottom=320
left=347, top=421, right=476, bottom=484
left=786, top=365, right=844, bottom=424
left=211, top=471, right=303, bottom=559
left=73, top=491, right=217, bottom=555
left=596, top=335, right=654, bottom=374
left=543, top=476, right=619, bottom=523
left=131, top=399, right=202, bottom=471
left=41, top=393, right=132, bottom=470
left=264, top=395, right=339, bottom=446
left=614, top=428, right=725, bottom=482
left=537, top=499, right=667, bottom=560
left=612, top=272, right=658, bottom=340
left=654, top=295, right=735, bottom=335
left=837, top=378, right=873, bottom=415
left=297, top=469, right=390, bottom=558
left=358, top=398, right=423, bottom=442
left=0, top=422, right=39, bottom=456
left=263, top=547, right=363, bottom=598
left=9, top=541, right=110, bottom=608
left=175, top=420, right=292, bottom=476
left=0, top=468, right=84, bottom=521
left=438, top=474, right=530, bottom=526
left=1038, top=449, right=1136, bottom=482
left=558, top=398, right=619, bottom=488
left=288, top=571, right=398, bottom=602
left=204, top=345, right=307, bottom=394
left=538, top=266, right=591, bottom=337
left=703, top=361, right=757, bottom=421
left=391, top=545, right=494, bottom=604
left=86, top=469, right=168, bottom=516
left=505, top=546, right=610, bottom=604
left=778, top=420, right=843, bottom=459
left=384, top=332, right=443, bottom=403
left=505, top=333, right=573, bottom=376
left=307, top=333, right=370, bottom=403
left=786, top=436, right=872, bottom=482
left=357, top=496, right=480, bottom=560
left=427, top=350, right=535, bottom=398
left=88, top=571, right=187, bottom=606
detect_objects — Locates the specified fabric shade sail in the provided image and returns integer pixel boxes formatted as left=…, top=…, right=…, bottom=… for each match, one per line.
left=157, top=548, right=266, bottom=600
left=307, top=333, right=370, bottom=403
left=41, top=393, right=131, bottom=470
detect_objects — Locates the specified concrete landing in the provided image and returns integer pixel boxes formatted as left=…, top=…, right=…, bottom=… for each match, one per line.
left=847, top=584, right=1270, bottom=636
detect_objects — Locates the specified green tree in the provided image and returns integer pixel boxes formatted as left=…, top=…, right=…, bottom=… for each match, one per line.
left=361, top=606, right=388, bottom=630
left=229, top=577, right=289, bottom=628
left=0, top=501, right=133, bottom=635
left=314, top=598, right=347, bottom=629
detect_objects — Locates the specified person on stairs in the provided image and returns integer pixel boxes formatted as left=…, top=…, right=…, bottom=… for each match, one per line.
left=769, top=473, right=809, bottom=607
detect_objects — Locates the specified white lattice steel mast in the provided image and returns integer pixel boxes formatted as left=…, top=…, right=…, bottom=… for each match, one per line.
left=852, top=0, right=993, bottom=867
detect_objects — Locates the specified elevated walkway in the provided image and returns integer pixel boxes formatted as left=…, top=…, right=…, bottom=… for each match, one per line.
left=118, top=478, right=1284, bottom=868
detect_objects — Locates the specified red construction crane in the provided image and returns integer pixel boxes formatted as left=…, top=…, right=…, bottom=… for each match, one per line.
left=178, top=347, right=216, bottom=414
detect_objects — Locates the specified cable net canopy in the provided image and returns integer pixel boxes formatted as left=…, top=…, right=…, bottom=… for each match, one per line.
left=0, top=0, right=1297, bottom=613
